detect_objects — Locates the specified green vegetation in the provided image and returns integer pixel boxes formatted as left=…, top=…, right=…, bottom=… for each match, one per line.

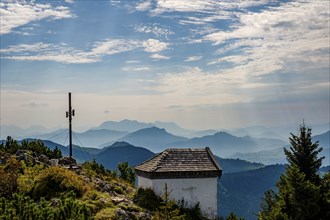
left=152, top=183, right=186, bottom=220
left=1, top=136, right=219, bottom=219
left=0, top=136, right=62, bottom=159
left=118, top=161, right=136, bottom=184
left=0, top=192, right=90, bottom=220
left=0, top=137, right=144, bottom=219
left=259, top=123, right=330, bottom=220
left=134, top=187, right=161, bottom=211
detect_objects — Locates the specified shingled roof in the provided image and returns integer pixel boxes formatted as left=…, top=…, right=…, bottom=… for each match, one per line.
left=135, top=147, right=222, bottom=179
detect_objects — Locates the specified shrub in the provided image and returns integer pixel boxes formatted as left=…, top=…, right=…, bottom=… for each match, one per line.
left=95, top=207, right=116, bottom=220
left=0, top=157, right=25, bottom=198
left=31, top=166, right=90, bottom=199
left=0, top=193, right=91, bottom=220
left=133, top=188, right=161, bottom=211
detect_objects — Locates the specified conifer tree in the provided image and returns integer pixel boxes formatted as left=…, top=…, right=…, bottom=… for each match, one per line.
left=118, top=161, right=135, bottom=184
left=284, top=123, right=324, bottom=183
left=152, top=183, right=185, bottom=220
left=259, top=123, right=329, bottom=220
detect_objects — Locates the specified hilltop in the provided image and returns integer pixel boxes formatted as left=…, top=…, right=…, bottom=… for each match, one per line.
left=0, top=138, right=216, bottom=220
left=0, top=138, right=152, bottom=219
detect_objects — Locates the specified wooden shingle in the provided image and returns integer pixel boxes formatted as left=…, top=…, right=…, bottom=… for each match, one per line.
left=135, top=147, right=222, bottom=179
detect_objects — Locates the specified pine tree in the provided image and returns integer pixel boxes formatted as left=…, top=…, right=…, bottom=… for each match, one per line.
left=276, top=165, right=321, bottom=219
left=259, top=123, right=329, bottom=220
left=118, top=161, right=135, bottom=184
left=152, top=183, right=186, bottom=220
left=284, top=123, right=324, bottom=184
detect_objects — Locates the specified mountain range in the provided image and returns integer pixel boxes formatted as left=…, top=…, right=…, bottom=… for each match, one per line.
left=232, top=130, right=330, bottom=166
left=1, top=137, right=329, bottom=220
left=166, top=131, right=287, bottom=157
left=2, top=119, right=329, bottom=163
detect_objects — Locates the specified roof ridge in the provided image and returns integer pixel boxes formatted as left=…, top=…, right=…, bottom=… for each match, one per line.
left=154, top=149, right=170, bottom=171
left=205, top=147, right=222, bottom=173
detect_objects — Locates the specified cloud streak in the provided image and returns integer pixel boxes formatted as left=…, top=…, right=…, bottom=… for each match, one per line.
left=134, top=23, right=174, bottom=38
left=0, top=0, right=74, bottom=35
left=150, top=53, right=170, bottom=60
left=185, top=56, right=202, bottom=62
left=1, top=38, right=170, bottom=64
left=203, top=1, right=329, bottom=79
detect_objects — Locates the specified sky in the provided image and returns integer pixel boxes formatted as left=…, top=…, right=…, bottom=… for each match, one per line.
left=0, top=0, right=329, bottom=131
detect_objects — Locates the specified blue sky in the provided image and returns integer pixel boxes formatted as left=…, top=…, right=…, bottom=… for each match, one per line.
left=1, top=0, right=329, bottom=131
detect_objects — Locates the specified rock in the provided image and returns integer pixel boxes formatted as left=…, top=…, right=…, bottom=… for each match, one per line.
left=39, top=154, right=49, bottom=164
left=115, top=209, right=129, bottom=220
left=15, top=150, right=28, bottom=161
left=112, top=197, right=125, bottom=205
left=138, top=212, right=152, bottom=220
left=58, top=157, right=77, bottom=166
left=50, top=159, right=59, bottom=166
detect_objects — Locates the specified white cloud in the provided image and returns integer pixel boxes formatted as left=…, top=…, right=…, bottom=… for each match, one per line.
left=149, top=67, right=247, bottom=105
left=126, top=60, right=140, bottom=64
left=134, top=23, right=174, bottom=38
left=0, top=42, right=51, bottom=53
left=150, top=0, right=266, bottom=16
left=1, top=39, right=144, bottom=64
left=1, top=38, right=171, bottom=64
left=122, top=66, right=150, bottom=72
left=1, top=38, right=171, bottom=63
left=135, top=0, right=152, bottom=11
left=1, top=42, right=98, bottom=64
left=0, top=0, right=75, bottom=35
left=150, top=53, right=170, bottom=60
left=6, top=54, right=97, bottom=64
left=153, top=0, right=217, bottom=13
left=185, top=56, right=202, bottom=62
left=203, top=1, right=329, bottom=78
left=142, top=39, right=169, bottom=53
left=207, top=55, right=249, bottom=65
left=90, top=39, right=141, bottom=56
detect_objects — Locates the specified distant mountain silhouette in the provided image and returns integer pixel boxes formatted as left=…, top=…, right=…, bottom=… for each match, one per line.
left=118, top=127, right=188, bottom=152
left=217, top=156, right=265, bottom=173
left=74, top=129, right=127, bottom=147
left=152, top=121, right=194, bottom=136
left=186, top=129, right=218, bottom=138
left=97, top=119, right=152, bottom=132
left=232, top=130, right=330, bottom=166
left=231, top=147, right=287, bottom=165
left=166, top=131, right=287, bottom=157
left=34, top=129, right=127, bottom=148
left=94, top=141, right=155, bottom=170
left=97, top=119, right=194, bottom=137
left=229, top=125, right=286, bottom=140
left=313, top=130, right=330, bottom=149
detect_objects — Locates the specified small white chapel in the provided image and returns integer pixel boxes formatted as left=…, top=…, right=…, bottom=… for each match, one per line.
left=134, top=147, right=222, bottom=219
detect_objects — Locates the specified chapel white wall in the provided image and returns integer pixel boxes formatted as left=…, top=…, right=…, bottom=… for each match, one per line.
left=137, top=176, right=218, bottom=219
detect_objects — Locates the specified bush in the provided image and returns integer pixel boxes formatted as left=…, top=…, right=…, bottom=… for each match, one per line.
left=133, top=188, right=161, bottom=211
left=0, top=157, right=25, bottom=198
left=31, top=166, right=90, bottom=199
left=0, top=192, right=91, bottom=220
